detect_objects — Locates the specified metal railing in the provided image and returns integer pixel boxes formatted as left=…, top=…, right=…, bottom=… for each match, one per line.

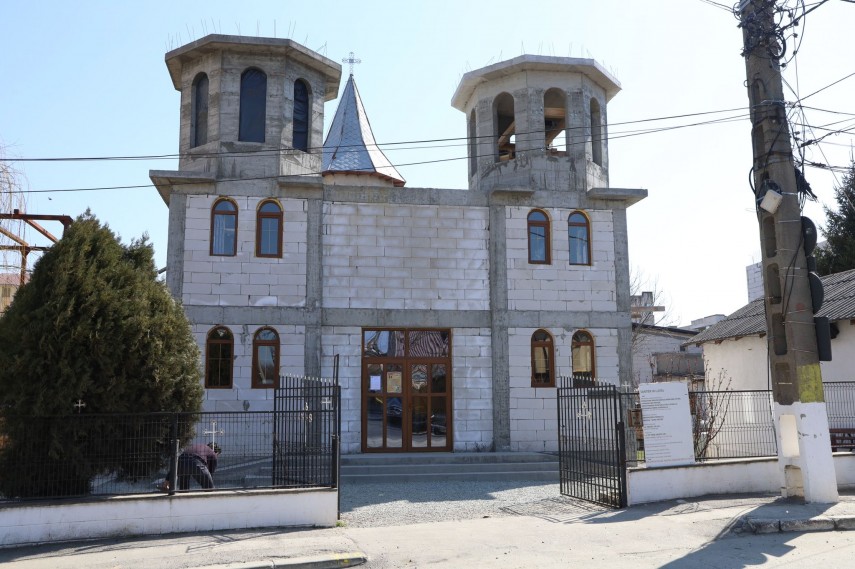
left=1, top=404, right=340, bottom=502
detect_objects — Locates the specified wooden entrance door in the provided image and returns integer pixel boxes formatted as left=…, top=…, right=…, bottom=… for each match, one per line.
left=362, top=329, right=451, bottom=452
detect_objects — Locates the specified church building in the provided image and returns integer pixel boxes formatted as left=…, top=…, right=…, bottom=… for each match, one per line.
left=150, top=34, right=646, bottom=454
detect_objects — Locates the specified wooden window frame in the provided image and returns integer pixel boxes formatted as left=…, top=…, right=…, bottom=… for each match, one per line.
left=571, top=330, right=596, bottom=380
left=531, top=329, right=556, bottom=388
left=206, top=326, right=234, bottom=389
left=255, top=199, right=283, bottom=258
left=527, top=209, right=551, bottom=265
left=210, top=198, right=238, bottom=257
left=568, top=210, right=592, bottom=266
left=251, top=327, right=280, bottom=389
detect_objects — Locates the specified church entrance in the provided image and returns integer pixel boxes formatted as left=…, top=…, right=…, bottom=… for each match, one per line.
left=361, top=329, right=452, bottom=452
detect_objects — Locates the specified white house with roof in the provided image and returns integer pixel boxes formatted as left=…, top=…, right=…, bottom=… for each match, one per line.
left=690, top=268, right=855, bottom=390
left=150, top=34, right=646, bottom=455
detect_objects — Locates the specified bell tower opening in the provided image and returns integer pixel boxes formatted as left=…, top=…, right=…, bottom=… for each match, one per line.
left=494, top=92, right=515, bottom=162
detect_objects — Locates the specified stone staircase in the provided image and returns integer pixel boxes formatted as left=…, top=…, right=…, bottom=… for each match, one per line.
left=340, top=452, right=558, bottom=484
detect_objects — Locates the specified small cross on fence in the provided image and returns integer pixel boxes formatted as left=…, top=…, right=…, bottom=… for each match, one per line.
left=577, top=401, right=593, bottom=420
left=342, top=51, right=361, bottom=76
left=321, top=397, right=333, bottom=410
left=204, top=420, right=224, bottom=447
left=73, top=399, right=86, bottom=413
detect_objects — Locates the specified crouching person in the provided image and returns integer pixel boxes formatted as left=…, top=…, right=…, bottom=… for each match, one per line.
left=160, top=443, right=220, bottom=492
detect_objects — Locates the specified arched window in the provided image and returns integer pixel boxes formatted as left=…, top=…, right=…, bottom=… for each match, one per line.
left=494, top=92, right=515, bottom=162
left=544, top=88, right=566, bottom=154
left=252, top=327, right=279, bottom=388
left=531, top=329, right=555, bottom=387
left=292, top=79, right=310, bottom=152
left=211, top=199, right=238, bottom=256
left=590, top=98, right=603, bottom=166
left=206, top=326, right=234, bottom=389
left=572, top=331, right=596, bottom=381
left=256, top=200, right=283, bottom=258
left=527, top=209, right=551, bottom=264
left=239, top=68, right=267, bottom=142
left=568, top=211, right=591, bottom=265
left=192, top=73, right=209, bottom=147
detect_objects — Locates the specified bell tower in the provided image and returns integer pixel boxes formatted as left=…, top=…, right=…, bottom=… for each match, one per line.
left=451, top=55, right=620, bottom=194
left=163, top=34, right=341, bottom=181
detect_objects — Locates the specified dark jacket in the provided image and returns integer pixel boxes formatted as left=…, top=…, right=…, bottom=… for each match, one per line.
left=183, top=443, right=218, bottom=473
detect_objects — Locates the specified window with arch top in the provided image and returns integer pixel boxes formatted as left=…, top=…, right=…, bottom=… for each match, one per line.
left=571, top=331, right=595, bottom=381
left=239, top=68, right=267, bottom=142
left=206, top=326, right=234, bottom=389
left=252, top=327, right=280, bottom=388
left=192, top=73, right=209, bottom=147
left=256, top=200, right=283, bottom=258
left=292, top=79, right=310, bottom=152
left=211, top=199, right=238, bottom=256
left=568, top=211, right=591, bottom=265
left=527, top=209, right=551, bottom=264
left=531, top=329, right=555, bottom=387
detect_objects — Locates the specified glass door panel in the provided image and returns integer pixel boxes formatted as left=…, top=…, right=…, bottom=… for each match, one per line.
left=430, top=395, right=447, bottom=448
left=411, top=397, right=429, bottom=448
left=366, top=397, right=384, bottom=448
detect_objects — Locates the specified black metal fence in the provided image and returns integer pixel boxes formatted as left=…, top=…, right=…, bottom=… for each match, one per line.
left=621, top=389, right=778, bottom=467
left=557, top=381, right=627, bottom=508
left=0, top=377, right=340, bottom=502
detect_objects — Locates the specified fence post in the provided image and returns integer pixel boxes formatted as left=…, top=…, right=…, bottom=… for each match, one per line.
left=168, top=414, right=179, bottom=496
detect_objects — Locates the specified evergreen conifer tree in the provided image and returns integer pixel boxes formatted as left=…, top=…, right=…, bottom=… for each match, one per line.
left=816, top=162, right=855, bottom=276
left=0, top=212, right=202, bottom=497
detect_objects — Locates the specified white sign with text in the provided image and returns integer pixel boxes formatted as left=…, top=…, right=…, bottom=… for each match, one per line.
left=638, top=382, right=695, bottom=468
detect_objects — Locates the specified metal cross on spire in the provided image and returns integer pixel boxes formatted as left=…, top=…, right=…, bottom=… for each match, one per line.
left=342, top=51, right=361, bottom=76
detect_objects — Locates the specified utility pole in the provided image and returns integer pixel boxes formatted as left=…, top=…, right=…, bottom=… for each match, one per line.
left=740, top=0, right=837, bottom=502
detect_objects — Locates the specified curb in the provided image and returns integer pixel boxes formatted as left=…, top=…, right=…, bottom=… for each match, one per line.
left=191, top=552, right=368, bottom=569
left=733, top=515, right=855, bottom=535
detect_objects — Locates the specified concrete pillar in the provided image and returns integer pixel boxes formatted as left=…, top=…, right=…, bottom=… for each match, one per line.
left=775, top=402, right=838, bottom=502
left=304, top=197, right=323, bottom=377
left=165, top=194, right=187, bottom=299
left=488, top=204, right=510, bottom=451
left=612, top=209, right=633, bottom=388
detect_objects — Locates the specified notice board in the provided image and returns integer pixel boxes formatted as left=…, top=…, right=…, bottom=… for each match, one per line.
left=638, top=382, right=695, bottom=468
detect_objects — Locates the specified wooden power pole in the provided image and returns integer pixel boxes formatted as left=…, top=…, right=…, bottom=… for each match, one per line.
left=740, top=0, right=837, bottom=502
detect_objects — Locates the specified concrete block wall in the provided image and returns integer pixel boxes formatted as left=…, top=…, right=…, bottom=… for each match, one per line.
left=182, top=195, right=307, bottom=307
left=451, top=328, right=494, bottom=451
left=505, top=207, right=616, bottom=312
left=321, top=326, right=363, bottom=454
left=192, top=323, right=306, bottom=412
left=321, top=203, right=490, bottom=311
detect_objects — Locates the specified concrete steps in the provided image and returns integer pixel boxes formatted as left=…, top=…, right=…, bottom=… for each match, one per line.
left=340, top=452, right=558, bottom=483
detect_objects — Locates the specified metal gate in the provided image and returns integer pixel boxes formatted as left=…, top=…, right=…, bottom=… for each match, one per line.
left=557, top=379, right=627, bottom=508
left=272, top=357, right=341, bottom=489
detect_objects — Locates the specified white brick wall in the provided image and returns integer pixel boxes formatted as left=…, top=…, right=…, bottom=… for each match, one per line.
left=505, top=207, right=616, bottom=312
left=452, top=328, right=493, bottom=451
left=321, top=326, right=363, bottom=454
left=507, top=327, right=620, bottom=451
left=193, top=323, right=306, bottom=412
left=183, top=196, right=307, bottom=307
left=322, top=203, right=490, bottom=310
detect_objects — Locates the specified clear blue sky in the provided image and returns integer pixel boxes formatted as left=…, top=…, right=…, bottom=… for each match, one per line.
left=2, top=0, right=853, bottom=325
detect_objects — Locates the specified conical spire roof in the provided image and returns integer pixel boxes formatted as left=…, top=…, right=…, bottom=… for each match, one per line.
left=322, top=74, right=405, bottom=187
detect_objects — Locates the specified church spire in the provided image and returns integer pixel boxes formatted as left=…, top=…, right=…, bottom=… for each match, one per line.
left=321, top=72, right=406, bottom=187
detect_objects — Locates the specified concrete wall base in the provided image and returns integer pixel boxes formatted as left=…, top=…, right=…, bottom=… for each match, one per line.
left=628, top=454, right=855, bottom=505
left=0, top=488, right=337, bottom=548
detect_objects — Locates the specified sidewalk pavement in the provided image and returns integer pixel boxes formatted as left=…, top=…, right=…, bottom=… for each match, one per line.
left=3, top=492, right=855, bottom=569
